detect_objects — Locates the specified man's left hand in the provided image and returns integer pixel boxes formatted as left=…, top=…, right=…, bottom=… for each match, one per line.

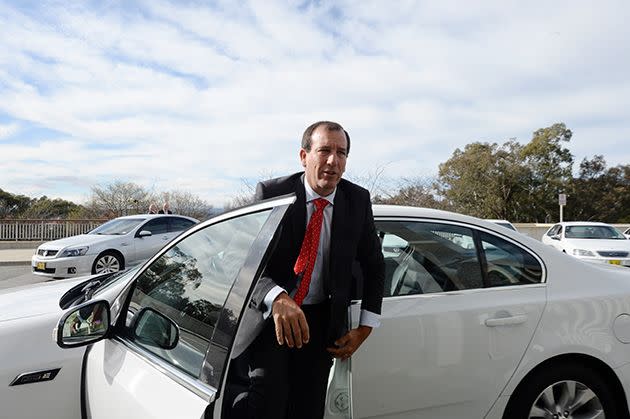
left=326, top=325, right=372, bottom=360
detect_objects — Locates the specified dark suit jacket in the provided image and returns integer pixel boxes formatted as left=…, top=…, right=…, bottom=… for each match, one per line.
left=251, top=172, right=384, bottom=344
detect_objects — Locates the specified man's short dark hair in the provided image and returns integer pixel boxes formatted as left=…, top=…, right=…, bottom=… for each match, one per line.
left=301, top=121, right=351, bottom=155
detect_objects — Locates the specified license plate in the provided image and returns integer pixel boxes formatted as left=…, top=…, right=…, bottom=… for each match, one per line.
left=609, top=260, right=621, bottom=265
left=36, top=262, right=46, bottom=270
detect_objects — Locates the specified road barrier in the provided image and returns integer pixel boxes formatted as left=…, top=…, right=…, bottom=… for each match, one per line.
left=0, top=220, right=627, bottom=243
left=0, top=219, right=106, bottom=241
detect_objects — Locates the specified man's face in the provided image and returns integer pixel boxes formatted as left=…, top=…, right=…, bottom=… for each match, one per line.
left=300, top=126, right=348, bottom=196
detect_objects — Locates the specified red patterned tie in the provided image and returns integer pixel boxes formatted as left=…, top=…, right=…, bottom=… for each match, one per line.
left=293, top=198, right=329, bottom=306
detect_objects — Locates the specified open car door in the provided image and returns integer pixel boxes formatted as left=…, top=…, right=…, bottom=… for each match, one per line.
left=78, top=196, right=295, bottom=419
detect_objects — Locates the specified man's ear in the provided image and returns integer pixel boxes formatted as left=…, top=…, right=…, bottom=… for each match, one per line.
left=299, top=148, right=307, bottom=167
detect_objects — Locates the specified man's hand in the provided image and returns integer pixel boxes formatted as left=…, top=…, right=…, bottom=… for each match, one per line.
left=327, top=325, right=372, bottom=360
left=272, top=293, right=310, bottom=348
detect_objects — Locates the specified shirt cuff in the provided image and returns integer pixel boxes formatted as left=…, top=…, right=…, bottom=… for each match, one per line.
left=263, top=286, right=287, bottom=319
left=359, top=309, right=381, bottom=328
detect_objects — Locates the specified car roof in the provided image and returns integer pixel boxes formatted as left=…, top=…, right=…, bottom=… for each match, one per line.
left=554, top=221, right=614, bottom=227
left=113, top=214, right=199, bottom=222
left=373, top=205, right=496, bottom=228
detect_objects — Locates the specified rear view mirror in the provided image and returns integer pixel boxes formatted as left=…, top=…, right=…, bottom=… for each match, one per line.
left=138, top=230, right=152, bottom=238
left=551, top=234, right=561, bottom=241
left=57, top=300, right=110, bottom=348
left=131, top=307, right=179, bottom=350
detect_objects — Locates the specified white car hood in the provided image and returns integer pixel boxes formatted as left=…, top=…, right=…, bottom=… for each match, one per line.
left=39, top=234, right=120, bottom=250
left=0, top=277, right=88, bottom=322
left=564, top=238, right=630, bottom=252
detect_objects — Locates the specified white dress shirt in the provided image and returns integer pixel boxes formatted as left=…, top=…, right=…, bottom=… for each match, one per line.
left=263, top=180, right=380, bottom=328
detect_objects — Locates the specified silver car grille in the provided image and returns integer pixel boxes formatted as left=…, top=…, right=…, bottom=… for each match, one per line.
left=37, top=249, right=58, bottom=257
left=597, top=251, right=629, bottom=258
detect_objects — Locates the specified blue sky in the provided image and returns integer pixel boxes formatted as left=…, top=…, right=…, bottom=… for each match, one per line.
left=1, top=0, right=628, bottom=206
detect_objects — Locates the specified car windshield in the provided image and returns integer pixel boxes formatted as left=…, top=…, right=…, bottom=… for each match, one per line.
left=565, top=225, right=626, bottom=240
left=89, top=218, right=145, bottom=235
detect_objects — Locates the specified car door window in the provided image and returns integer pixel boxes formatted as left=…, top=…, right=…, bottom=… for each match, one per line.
left=169, top=217, right=196, bottom=232
left=480, top=232, right=543, bottom=287
left=377, top=221, right=483, bottom=297
left=123, top=209, right=271, bottom=380
left=139, top=218, right=169, bottom=235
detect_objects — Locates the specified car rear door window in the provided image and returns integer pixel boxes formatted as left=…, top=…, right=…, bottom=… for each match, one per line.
left=377, top=221, right=483, bottom=297
left=169, top=217, right=196, bottom=232
left=479, top=232, right=543, bottom=286
left=140, top=218, right=169, bottom=235
left=123, top=210, right=271, bottom=380
left=377, top=220, right=544, bottom=297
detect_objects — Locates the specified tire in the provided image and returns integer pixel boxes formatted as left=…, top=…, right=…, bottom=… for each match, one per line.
left=91, top=251, right=123, bottom=275
left=505, top=363, right=618, bottom=419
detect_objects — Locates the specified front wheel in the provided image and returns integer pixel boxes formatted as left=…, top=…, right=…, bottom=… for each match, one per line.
left=505, top=363, right=618, bottom=419
left=92, top=251, right=123, bottom=275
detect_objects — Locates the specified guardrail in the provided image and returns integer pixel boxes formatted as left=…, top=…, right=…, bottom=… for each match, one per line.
left=1, top=220, right=628, bottom=243
left=0, top=219, right=107, bottom=241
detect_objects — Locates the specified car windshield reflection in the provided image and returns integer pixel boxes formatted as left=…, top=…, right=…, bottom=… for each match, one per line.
left=89, top=218, right=145, bottom=235
left=565, top=225, right=626, bottom=240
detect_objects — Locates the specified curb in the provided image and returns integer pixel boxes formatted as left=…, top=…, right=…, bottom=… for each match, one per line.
left=0, top=261, right=31, bottom=267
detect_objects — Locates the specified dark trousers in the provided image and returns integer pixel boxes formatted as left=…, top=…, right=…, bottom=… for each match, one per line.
left=225, top=303, right=333, bottom=419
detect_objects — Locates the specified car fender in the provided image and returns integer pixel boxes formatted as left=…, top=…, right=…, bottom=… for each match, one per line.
left=0, top=312, right=85, bottom=419
left=501, top=260, right=630, bottom=397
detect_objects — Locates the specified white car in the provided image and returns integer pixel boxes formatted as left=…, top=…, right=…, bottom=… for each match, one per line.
left=624, top=227, right=630, bottom=240
left=4, top=196, right=630, bottom=418
left=31, top=214, right=198, bottom=278
left=542, top=221, right=630, bottom=267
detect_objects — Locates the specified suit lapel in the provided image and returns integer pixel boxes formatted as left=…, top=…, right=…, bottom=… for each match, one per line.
left=292, top=175, right=307, bottom=244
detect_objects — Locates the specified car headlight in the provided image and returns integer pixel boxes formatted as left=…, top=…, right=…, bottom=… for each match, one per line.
left=572, top=249, right=595, bottom=257
left=59, top=246, right=89, bottom=258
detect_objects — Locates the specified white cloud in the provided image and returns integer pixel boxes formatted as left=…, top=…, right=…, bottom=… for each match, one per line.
left=0, top=0, right=629, bottom=206
left=0, top=122, right=19, bottom=140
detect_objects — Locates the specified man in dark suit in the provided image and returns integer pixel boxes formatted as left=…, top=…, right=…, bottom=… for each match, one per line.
left=229, top=121, right=384, bottom=419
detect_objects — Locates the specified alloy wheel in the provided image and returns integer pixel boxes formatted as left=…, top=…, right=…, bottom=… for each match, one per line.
left=528, top=380, right=604, bottom=419
left=94, top=255, right=121, bottom=274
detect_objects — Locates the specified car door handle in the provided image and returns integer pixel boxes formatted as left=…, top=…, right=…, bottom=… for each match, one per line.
left=485, top=314, right=527, bottom=327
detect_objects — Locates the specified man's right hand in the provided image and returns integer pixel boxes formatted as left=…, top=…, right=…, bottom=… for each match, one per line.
left=272, top=293, right=310, bottom=348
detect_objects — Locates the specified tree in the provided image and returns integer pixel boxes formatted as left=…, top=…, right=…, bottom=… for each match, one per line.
left=567, top=156, right=630, bottom=222
left=0, top=188, right=31, bottom=218
left=373, top=177, right=447, bottom=209
left=160, top=190, right=213, bottom=220
left=437, top=141, right=530, bottom=219
left=22, top=196, right=83, bottom=219
left=224, top=171, right=277, bottom=211
left=519, top=123, right=574, bottom=222
left=436, top=123, right=575, bottom=222
left=87, top=181, right=153, bottom=217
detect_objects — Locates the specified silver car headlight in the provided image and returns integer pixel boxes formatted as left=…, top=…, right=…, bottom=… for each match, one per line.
left=59, top=246, right=89, bottom=258
left=572, top=249, right=596, bottom=257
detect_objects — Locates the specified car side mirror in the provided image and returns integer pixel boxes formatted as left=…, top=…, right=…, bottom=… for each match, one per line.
left=138, top=230, right=152, bottom=238
left=56, top=300, right=110, bottom=348
left=131, top=307, right=179, bottom=350
left=551, top=234, right=561, bottom=241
